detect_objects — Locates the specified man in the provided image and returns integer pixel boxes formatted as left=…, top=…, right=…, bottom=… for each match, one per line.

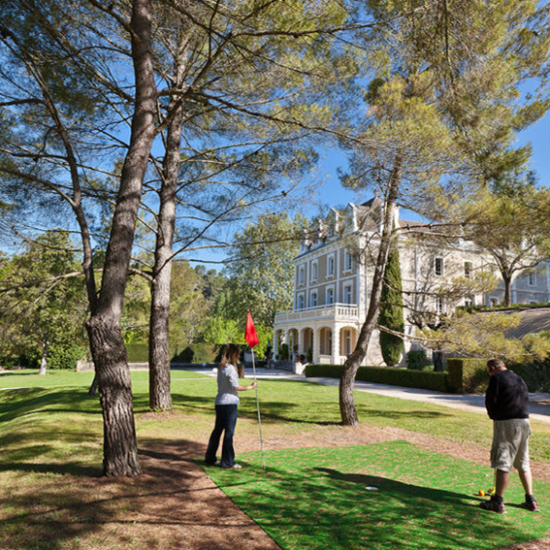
left=480, top=358, right=539, bottom=514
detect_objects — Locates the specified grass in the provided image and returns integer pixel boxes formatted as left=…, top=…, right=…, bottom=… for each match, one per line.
left=205, top=442, right=550, bottom=550
left=0, top=368, right=549, bottom=549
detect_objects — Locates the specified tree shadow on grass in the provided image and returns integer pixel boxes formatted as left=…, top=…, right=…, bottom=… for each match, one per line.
left=0, top=370, right=40, bottom=377
left=0, top=437, right=277, bottom=550
left=0, top=388, right=101, bottom=423
left=0, top=425, right=103, bottom=477
left=0, top=461, right=100, bottom=477
left=355, top=406, right=452, bottom=421
left=245, top=401, right=450, bottom=426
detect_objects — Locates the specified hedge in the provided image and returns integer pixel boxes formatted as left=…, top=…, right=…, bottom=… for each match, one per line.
left=447, top=358, right=488, bottom=394
left=125, top=342, right=222, bottom=364
left=304, top=364, right=453, bottom=393
left=125, top=343, right=149, bottom=362
left=508, top=361, right=550, bottom=393
left=447, top=357, right=550, bottom=393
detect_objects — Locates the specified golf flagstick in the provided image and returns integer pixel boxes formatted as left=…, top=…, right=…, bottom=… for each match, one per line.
left=245, top=311, right=266, bottom=470
left=250, top=347, right=266, bottom=470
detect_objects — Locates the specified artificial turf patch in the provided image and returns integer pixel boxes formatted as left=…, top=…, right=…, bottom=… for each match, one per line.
left=204, top=441, right=549, bottom=550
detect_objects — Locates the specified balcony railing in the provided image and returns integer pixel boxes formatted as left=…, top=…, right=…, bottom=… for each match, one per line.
left=274, top=303, right=359, bottom=324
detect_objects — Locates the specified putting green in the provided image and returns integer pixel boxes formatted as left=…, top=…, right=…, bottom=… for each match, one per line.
left=204, top=441, right=549, bottom=550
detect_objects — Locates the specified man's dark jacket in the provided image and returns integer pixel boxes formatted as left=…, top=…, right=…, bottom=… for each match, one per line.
left=485, top=369, right=529, bottom=421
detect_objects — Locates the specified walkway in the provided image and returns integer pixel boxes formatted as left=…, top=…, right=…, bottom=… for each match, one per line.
left=192, top=366, right=550, bottom=425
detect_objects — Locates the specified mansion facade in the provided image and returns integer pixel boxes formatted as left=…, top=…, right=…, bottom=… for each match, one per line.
left=272, top=199, right=550, bottom=366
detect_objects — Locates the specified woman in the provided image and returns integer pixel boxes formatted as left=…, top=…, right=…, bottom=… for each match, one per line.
left=205, top=343, right=257, bottom=469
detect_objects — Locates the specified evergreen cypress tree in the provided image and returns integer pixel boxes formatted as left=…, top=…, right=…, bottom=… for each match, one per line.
left=378, top=240, right=405, bottom=366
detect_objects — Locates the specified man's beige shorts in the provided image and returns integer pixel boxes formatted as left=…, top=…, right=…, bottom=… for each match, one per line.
left=491, top=419, right=531, bottom=472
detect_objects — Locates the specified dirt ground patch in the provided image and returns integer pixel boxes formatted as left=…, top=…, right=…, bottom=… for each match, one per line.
left=86, top=423, right=547, bottom=550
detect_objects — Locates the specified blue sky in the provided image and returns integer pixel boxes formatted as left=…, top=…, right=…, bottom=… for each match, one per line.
left=201, top=111, right=550, bottom=270
left=317, top=111, right=550, bottom=210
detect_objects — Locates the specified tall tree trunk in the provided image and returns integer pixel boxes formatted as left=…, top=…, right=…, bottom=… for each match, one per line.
left=85, top=0, right=157, bottom=477
left=148, top=36, right=189, bottom=412
left=39, top=335, right=49, bottom=376
left=87, top=316, right=140, bottom=476
left=502, top=272, right=512, bottom=307
left=148, top=109, right=182, bottom=412
left=88, top=373, right=99, bottom=396
left=339, top=158, right=402, bottom=426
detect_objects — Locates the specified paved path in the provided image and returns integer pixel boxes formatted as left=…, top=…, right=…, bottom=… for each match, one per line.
left=192, top=366, right=550, bottom=425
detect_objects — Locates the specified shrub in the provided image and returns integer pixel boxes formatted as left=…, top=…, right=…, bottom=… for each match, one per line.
left=304, top=364, right=452, bottom=393
left=172, top=343, right=219, bottom=364
left=407, top=349, right=430, bottom=371
left=0, top=355, right=26, bottom=368
left=179, top=346, right=195, bottom=363
left=280, top=343, right=289, bottom=360
left=508, top=360, right=550, bottom=392
left=47, top=343, right=87, bottom=370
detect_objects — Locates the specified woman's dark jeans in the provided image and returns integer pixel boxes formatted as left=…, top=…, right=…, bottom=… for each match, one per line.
left=205, top=404, right=238, bottom=468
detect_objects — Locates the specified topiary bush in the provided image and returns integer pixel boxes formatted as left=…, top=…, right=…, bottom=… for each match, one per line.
left=378, top=243, right=405, bottom=366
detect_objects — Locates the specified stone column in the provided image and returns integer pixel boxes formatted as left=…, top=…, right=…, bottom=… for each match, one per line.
left=331, top=324, right=341, bottom=365
left=313, top=326, right=322, bottom=363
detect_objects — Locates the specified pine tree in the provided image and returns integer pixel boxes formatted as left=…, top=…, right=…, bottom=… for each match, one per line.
left=378, top=241, right=404, bottom=367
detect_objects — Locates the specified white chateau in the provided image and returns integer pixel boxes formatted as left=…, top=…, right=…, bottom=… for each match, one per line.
left=273, top=198, right=550, bottom=366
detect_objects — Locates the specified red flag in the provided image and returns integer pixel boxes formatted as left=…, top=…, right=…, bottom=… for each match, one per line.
left=245, top=310, right=259, bottom=348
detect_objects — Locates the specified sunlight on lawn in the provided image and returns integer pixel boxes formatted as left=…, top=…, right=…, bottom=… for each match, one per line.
left=206, top=442, right=549, bottom=550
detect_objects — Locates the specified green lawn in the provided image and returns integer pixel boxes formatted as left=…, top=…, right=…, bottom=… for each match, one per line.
left=0, top=369, right=549, bottom=549
left=206, top=442, right=550, bottom=550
